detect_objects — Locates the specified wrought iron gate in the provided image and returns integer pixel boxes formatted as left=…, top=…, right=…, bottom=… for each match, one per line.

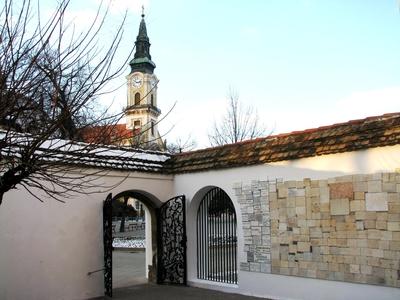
left=197, top=187, right=237, bottom=284
left=157, top=195, right=187, bottom=285
left=103, top=193, right=113, bottom=297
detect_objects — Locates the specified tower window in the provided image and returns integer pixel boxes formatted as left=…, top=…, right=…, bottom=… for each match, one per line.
left=134, top=120, right=141, bottom=127
left=150, top=94, right=154, bottom=106
left=135, top=93, right=141, bottom=105
left=151, top=121, right=155, bottom=136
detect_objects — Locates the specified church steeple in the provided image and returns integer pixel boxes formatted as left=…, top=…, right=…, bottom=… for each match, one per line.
left=129, top=8, right=156, bottom=74
left=125, top=9, right=164, bottom=151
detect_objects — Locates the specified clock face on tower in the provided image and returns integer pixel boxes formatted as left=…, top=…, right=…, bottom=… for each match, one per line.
left=131, top=73, right=143, bottom=88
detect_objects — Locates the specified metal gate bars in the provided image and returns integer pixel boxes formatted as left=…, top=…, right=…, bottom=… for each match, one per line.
left=197, top=187, right=237, bottom=284
left=103, top=193, right=113, bottom=297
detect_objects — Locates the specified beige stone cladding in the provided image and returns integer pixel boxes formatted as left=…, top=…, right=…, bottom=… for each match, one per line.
left=269, top=173, right=400, bottom=288
left=234, top=181, right=272, bottom=274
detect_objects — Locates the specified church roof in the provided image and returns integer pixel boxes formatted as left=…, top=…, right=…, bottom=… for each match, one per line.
left=166, top=112, right=400, bottom=173
left=82, top=124, right=136, bottom=146
left=137, top=15, right=148, bottom=39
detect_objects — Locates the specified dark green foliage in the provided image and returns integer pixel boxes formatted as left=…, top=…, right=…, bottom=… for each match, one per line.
left=112, top=198, right=138, bottom=218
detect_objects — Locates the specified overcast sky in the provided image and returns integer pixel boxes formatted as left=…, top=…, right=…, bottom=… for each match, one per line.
left=42, top=0, right=400, bottom=148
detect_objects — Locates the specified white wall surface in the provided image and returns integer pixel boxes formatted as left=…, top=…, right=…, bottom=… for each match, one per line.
left=0, top=170, right=173, bottom=300
left=145, top=207, right=152, bottom=278
left=238, top=272, right=400, bottom=300
left=174, top=145, right=400, bottom=300
left=2, top=145, right=400, bottom=300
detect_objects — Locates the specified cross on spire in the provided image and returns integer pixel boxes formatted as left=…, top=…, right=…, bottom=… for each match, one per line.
left=141, top=5, right=145, bottom=18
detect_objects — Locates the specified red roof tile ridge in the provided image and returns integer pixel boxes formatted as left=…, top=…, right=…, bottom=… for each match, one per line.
left=270, top=112, right=400, bottom=138
left=174, top=112, right=400, bottom=157
left=174, top=136, right=267, bottom=157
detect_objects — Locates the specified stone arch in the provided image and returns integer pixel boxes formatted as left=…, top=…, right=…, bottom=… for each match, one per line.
left=113, top=189, right=162, bottom=210
left=112, top=189, right=162, bottom=283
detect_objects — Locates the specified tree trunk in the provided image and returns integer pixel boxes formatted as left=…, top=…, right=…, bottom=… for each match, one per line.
left=119, top=196, right=129, bottom=232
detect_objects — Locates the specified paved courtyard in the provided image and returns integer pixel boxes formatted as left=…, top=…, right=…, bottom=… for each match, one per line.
left=102, top=250, right=271, bottom=300
left=105, top=283, right=270, bottom=300
left=113, top=251, right=146, bottom=288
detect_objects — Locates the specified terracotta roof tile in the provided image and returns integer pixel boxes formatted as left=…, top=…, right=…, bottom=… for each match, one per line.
left=7, top=113, right=400, bottom=174
left=166, top=112, right=400, bottom=174
left=81, top=124, right=138, bottom=145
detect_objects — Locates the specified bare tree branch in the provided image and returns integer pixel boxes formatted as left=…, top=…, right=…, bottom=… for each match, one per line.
left=208, top=88, right=267, bottom=146
left=166, top=134, right=197, bottom=154
left=0, top=0, right=137, bottom=205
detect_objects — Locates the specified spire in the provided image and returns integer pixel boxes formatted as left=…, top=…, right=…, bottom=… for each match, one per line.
left=129, top=7, right=156, bottom=74
left=137, top=7, right=148, bottom=42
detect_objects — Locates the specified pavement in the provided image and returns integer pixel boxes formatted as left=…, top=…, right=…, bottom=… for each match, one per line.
left=104, top=283, right=270, bottom=300
left=97, top=250, right=270, bottom=300
left=113, top=251, right=146, bottom=288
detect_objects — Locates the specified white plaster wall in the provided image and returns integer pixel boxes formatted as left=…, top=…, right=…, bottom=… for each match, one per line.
left=2, top=145, right=400, bottom=300
left=145, top=207, right=152, bottom=278
left=238, top=272, right=400, bottom=300
left=174, top=145, right=400, bottom=300
left=0, top=170, right=173, bottom=300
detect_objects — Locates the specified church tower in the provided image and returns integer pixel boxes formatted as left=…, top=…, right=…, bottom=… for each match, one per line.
left=125, top=10, right=164, bottom=150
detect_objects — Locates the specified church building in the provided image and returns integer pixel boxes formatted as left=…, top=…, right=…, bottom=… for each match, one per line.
left=82, top=12, right=165, bottom=150
left=124, top=11, right=164, bottom=150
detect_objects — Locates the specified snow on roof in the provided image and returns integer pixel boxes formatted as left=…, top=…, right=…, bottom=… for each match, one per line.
left=3, top=112, right=400, bottom=174
left=0, top=130, right=171, bottom=173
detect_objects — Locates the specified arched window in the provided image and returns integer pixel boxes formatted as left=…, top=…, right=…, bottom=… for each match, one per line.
left=151, top=121, right=155, bottom=136
left=150, top=94, right=154, bottom=106
left=135, top=93, right=141, bottom=105
left=197, top=187, right=237, bottom=284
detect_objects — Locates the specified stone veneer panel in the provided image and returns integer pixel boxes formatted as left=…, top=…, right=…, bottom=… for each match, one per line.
left=269, top=173, right=400, bottom=288
left=234, top=180, right=272, bottom=274
left=235, top=172, right=400, bottom=288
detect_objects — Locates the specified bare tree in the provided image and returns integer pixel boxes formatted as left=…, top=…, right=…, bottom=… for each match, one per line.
left=208, top=88, right=266, bottom=146
left=166, top=135, right=197, bottom=154
left=0, top=0, right=135, bottom=205
left=118, top=196, right=129, bottom=233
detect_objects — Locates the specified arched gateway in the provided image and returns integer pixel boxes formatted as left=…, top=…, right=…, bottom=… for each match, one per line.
left=103, top=192, right=186, bottom=297
left=196, top=187, right=237, bottom=284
